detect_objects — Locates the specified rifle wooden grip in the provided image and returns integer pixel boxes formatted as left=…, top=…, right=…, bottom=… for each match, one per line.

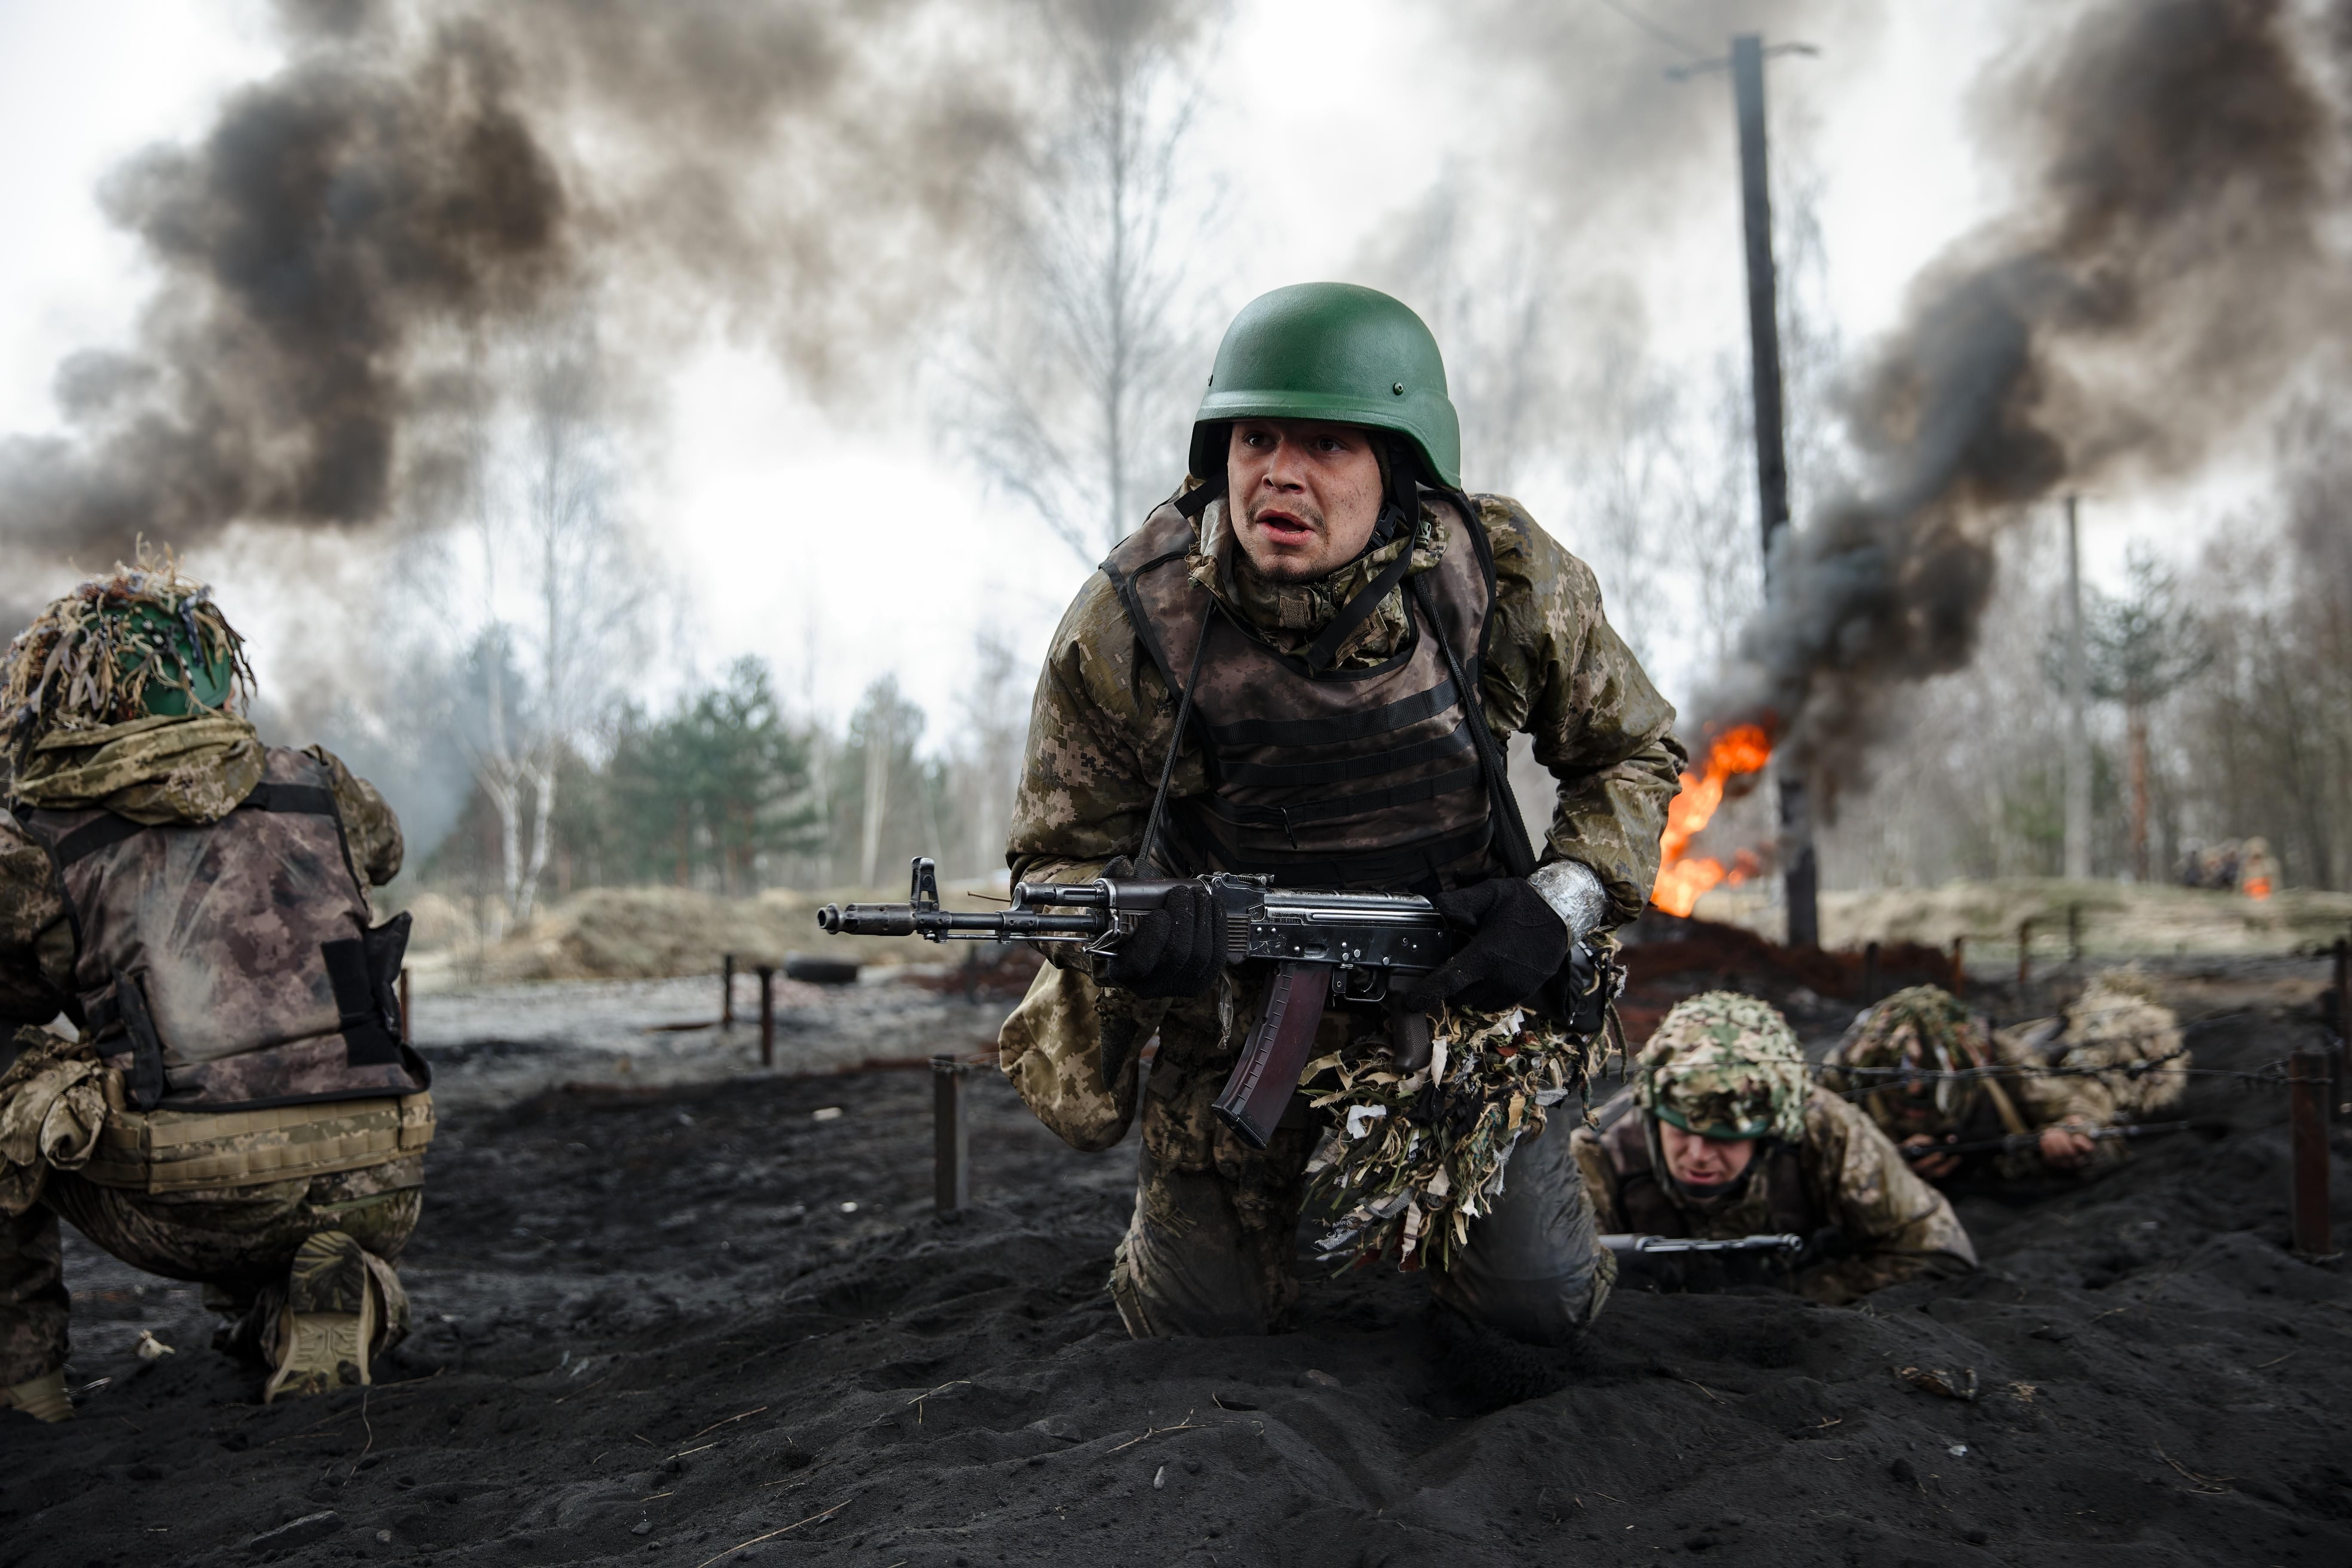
left=1212, top=962, right=1328, bottom=1150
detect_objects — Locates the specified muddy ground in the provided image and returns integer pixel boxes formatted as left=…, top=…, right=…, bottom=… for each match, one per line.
left=5, top=947, right=2351, bottom=1566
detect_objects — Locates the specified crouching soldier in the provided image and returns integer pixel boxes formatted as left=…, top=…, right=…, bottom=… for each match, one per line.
left=1571, top=992, right=1975, bottom=1304
left=1821, top=984, right=2113, bottom=1183
left=0, top=558, right=429, bottom=1422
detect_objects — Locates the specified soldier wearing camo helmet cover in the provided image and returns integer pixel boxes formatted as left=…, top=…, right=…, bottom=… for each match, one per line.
left=998, top=282, right=1684, bottom=1343
left=0, top=554, right=427, bottom=1424
left=1820, top=984, right=2111, bottom=1184
left=1571, top=992, right=1976, bottom=1303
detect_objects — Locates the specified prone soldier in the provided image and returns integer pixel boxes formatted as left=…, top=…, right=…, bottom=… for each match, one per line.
left=1820, top=981, right=2184, bottom=1183
left=1571, top=992, right=1976, bottom=1304
left=999, top=282, right=1684, bottom=1343
left=0, top=558, right=428, bottom=1421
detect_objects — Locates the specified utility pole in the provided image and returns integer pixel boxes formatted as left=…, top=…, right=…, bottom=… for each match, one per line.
left=2063, top=495, right=2091, bottom=879
left=1730, top=33, right=1819, bottom=947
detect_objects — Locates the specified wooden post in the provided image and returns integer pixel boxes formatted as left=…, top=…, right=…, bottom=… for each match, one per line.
left=1948, top=936, right=1966, bottom=997
left=2333, top=935, right=2350, bottom=1123
left=933, top=1055, right=970, bottom=1212
left=1862, top=941, right=1880, bottom=1006
left=2016, top=919, right=2033, bottom=1000
left=722, top=953, right=736, bottom=1030
left=756, top=965, right=776, bottom=1068
left=2067, top=903, right=2081, bottom=966
left=398, top=967, right=411, bottom=1045
left=2289, top=1049, right=2333, bottom=1258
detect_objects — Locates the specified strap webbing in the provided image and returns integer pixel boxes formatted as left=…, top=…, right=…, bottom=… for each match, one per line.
left=1409, top=573, right=1539, bottom=879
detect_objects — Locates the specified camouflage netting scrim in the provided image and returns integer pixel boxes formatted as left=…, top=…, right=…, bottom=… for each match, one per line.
left=1634, top=992, right=1809, bottom=1142
left=2057, top=967, right=2188, bottom=1119
left=1304, top=1005, right=1598, bottom=1274
left=0, top=549, right=254, bottom=768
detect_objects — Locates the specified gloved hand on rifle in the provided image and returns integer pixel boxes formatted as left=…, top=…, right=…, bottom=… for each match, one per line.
left=1101, top=883, right=1227, bottom=998
left=1395, top=862, right=1605, bottom=1014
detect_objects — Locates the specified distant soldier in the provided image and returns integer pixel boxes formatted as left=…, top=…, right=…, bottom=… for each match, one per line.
left=1820, top=983, right=2166, bottom=1182
left=1571, top=992, right=1975, bottom=1304
left=0, top=558, right=428, bottom=1423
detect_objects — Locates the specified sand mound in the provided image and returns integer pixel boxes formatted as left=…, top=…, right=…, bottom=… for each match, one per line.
left=1697, top=876, right=2352, bottom=956
left=399, top=882, right=1015, bottom=985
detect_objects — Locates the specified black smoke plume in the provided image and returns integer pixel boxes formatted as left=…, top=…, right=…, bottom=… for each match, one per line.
left=0, top=0, right=1026, bottom=564
left=1703, top=0, right=2351, bottom=797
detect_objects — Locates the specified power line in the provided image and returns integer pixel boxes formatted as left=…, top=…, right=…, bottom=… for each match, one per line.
left=1588, top=0, right=1710, bottom=62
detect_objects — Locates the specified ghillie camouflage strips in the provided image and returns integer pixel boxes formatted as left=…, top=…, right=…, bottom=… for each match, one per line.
left=1819, top=984, right=1987, bottom=1119
left=1635, top=991, right=1809, bottom=1141
left=1303, top=1005, right=1590, bottom=1273
left=0, top=550, right=253, bottom=770
left=2054, top=967, right=2187, bottom=1119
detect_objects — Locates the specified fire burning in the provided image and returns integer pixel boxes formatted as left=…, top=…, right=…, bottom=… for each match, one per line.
left=1650, top=724, right=1772, bottom=918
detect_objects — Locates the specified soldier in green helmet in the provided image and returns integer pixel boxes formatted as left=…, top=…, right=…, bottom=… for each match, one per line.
left=1569, top=992, right=1977, bottom=1304
left=0, top=554, right=427, bottom=1423
left=998, top=282, right=1685, bottom=1342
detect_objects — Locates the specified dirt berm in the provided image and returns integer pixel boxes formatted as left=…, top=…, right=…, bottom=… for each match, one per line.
left=3, top=962, right=2349, bottom=1565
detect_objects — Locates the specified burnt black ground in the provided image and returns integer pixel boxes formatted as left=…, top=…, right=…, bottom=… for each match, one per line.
left=6, top=962, right=2352, bottom=1567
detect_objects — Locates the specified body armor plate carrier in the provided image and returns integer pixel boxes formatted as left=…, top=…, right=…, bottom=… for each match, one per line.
left=1104, top=496, right=1507, bottom=892
left=19, top=747, right=424, bottom=1113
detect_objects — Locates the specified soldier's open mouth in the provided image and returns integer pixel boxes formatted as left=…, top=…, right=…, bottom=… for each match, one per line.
left=1256, top=511, right=1313, bottom=541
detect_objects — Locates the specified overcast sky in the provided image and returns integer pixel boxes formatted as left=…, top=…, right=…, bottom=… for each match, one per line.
left=4, top=0, right=2216, bottom=743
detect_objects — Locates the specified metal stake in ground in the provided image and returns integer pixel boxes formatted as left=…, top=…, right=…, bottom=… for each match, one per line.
left=2016, top=919, right=2033, bottom=1003
left=2289, top=1049, right=2335, bottom=1259
left=722, top=953, right=736, bottom=1031
left=1948, top=937, right=1966, bottom=998
left=933, top=1055, right=971, bottom=1212
left=756, top=965, right=776, bottom=1068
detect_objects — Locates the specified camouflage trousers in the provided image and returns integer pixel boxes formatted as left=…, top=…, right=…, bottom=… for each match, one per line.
left=0, top=1158, right=420, bottom=1385
left=1110, top=1002, right=1611, bottom=1347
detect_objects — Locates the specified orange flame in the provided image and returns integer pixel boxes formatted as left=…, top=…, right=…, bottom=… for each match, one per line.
left=2244, top=877, right=2272, bottom=900
left=1649, top=724, right=1773, bottom=917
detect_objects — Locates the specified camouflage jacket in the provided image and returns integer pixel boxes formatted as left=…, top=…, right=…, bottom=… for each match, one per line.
left=1572, top=1087, right=1978, bottom=1305
left=1008, top=492, right=1685, bottom=925
left=0, top=717, right=401, bottom=1029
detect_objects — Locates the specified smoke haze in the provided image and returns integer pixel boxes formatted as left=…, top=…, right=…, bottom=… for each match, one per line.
left=0, top=0, right=1028, bottom=564
left=1701, top=0, right=2352, bottom=799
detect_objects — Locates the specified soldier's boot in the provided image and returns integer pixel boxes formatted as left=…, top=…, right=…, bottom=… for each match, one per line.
left=263, top=1231, right=378, bottom=1403
left=0, top=1368, right=72, bottom=1423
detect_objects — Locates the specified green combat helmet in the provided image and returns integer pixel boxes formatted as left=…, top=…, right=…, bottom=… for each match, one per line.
left=1634, top=991, right=1809, bottom=1142
left=0, top=550, right=251, bottom=768
left=1189, top=282, right=1462, bottom=490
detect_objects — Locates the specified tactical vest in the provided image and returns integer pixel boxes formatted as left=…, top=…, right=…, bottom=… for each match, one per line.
left=1103, top=496, right=1505, bottom=893
left=17, top=747, right=423, bottom=1113
left=1599, top=1105, right=1821, bottom=1240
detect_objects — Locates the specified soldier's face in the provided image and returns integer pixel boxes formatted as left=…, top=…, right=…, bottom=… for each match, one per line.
left=1227, top=419, right=1385, bottom=583
left=1658, top=1121, right=1757, bottom=1187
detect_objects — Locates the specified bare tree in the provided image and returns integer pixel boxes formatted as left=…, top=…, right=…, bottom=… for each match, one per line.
left=959, top=0, right=1219, bottom=564
left=456, top=319, right=655, bottom=927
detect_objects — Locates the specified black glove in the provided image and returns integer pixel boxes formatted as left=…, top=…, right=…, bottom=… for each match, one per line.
left=1394, top=877, right=1568, bottom=1013
left=1100, top=883, right=1226, bottom=998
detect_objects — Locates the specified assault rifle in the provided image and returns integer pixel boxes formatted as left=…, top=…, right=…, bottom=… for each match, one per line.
left=1599, top=1233, right=1805, bottom=1257
left=818, top=857, right=1611, bottom=1151
left=1896, top=1117, right=2222, bottom=1162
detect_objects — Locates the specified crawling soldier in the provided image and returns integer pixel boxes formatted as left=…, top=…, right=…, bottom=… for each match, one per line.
left=1571, top=992, right=1976, bottom=1303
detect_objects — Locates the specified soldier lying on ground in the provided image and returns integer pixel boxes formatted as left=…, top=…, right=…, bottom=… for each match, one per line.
left=999, top=282, right=1683, bottom=1344
left=1820, top=981, right=2182, bottom=1183
left=1571, top=992, right=1976, bottom=1304
left=0, top=556, right=429, bottom=1423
